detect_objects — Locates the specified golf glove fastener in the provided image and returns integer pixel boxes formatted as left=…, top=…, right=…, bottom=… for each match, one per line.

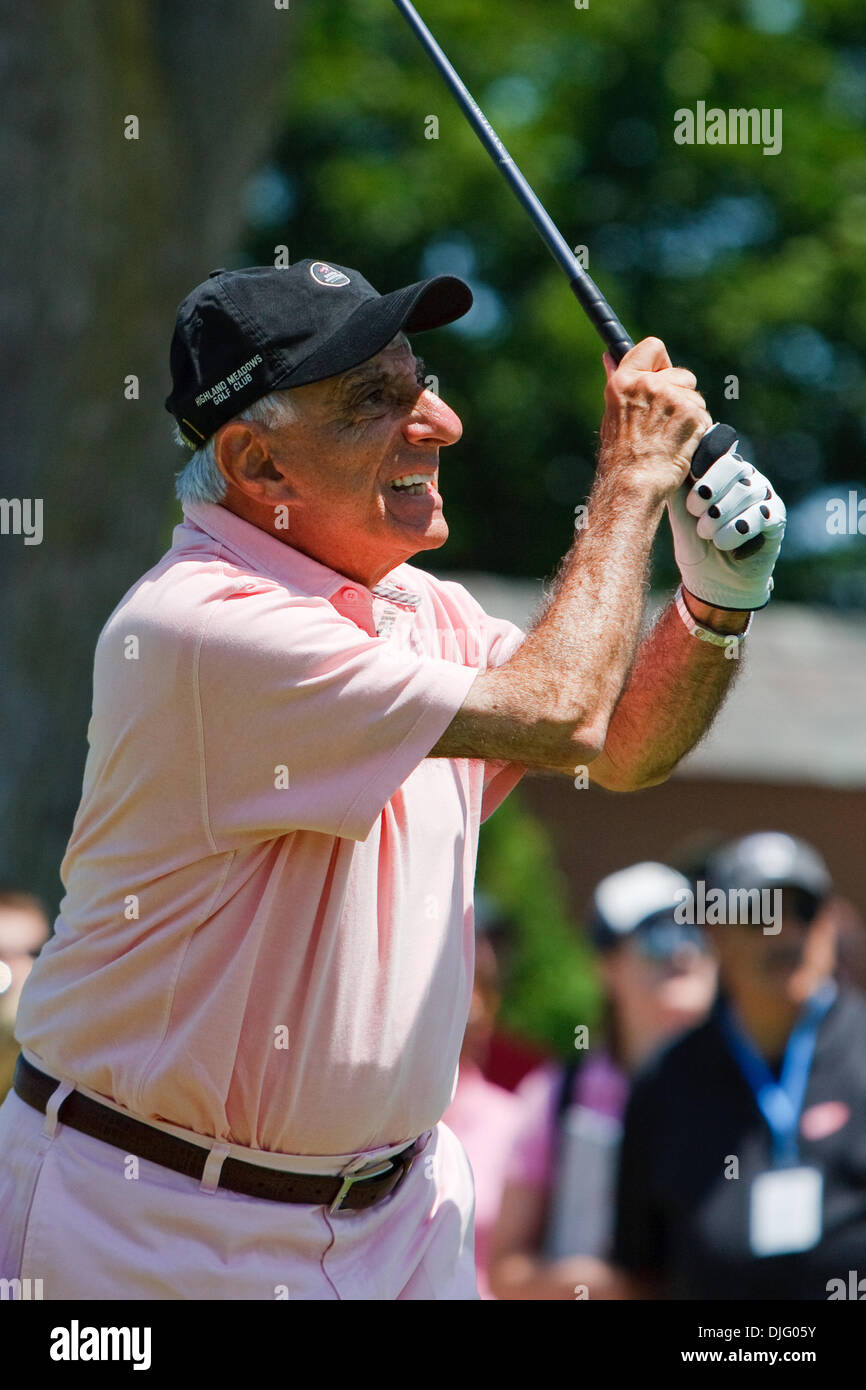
left=668, top=422, right=786, bottom=611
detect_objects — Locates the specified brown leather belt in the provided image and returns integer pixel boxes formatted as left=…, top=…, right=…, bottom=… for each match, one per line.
left=13, top=1055, right=419, bottom=1212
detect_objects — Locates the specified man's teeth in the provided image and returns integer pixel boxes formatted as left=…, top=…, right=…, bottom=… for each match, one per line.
left=390, top=473, right=430, bottom=495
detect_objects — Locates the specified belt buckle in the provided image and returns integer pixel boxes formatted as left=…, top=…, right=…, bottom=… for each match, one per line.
left=327, top=1155, right=400, bottom=1215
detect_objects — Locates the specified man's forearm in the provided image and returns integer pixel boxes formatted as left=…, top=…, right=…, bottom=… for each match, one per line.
left=430, top=468, right=668, bottom=770
left=587, top=592, right=748, bottom=791
left=492, top=470, right=666, bottom=756
left=430, top=338, right=721, bottom=773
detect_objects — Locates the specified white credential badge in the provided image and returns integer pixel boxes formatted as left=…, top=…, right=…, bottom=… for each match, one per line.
left=749, top=1166, right=823, bottom=1257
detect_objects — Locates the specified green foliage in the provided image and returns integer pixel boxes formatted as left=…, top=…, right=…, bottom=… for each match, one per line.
left=475, top=789, right=601, bottom=1058
left=244, top=0, right=866, bottom=605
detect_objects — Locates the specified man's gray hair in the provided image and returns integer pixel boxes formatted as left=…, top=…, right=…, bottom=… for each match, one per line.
left=173, top=389, right=301, bottom=506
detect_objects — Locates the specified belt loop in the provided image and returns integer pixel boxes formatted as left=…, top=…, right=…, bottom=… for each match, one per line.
left=200, top=1142, right=231, bottom=1193
left=43, top=1080, right=75, bottom=1139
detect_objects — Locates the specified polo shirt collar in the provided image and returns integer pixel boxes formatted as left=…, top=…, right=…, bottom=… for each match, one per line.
left=179, top=501, right=423, bottom=634
left=181, top=500, right=349, bottom=598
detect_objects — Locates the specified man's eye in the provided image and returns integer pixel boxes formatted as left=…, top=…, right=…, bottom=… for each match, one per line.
left=361, top=388, right=386, bottom=406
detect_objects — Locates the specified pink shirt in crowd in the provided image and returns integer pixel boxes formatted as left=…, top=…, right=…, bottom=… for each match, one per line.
left=443, top=1060, right=523, bottom=1298
left=16, top=501, right=526, bottom=1156
left=506, top=1052, right=630, bottom=1188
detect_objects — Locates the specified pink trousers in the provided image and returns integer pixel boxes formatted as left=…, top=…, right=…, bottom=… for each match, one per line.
left=0, top=1088, right=478, bottom=1300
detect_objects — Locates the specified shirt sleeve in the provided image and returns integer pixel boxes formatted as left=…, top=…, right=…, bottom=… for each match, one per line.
left=195, top=585, right=479, bottom=847
left=445, top=588, right=528, bottom=821
left=482, top=760, right=527, bottom=822
left=611, top=1070, right=665, bottom=1276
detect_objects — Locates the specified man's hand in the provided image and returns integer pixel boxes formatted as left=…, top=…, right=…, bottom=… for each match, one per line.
left=431, top=334, right=749, bottom=782
left=432, top=338, right=707, bottom=775
left=599, top=337, right=713, bottom=501
left=668, top=434, right=787, bottom=610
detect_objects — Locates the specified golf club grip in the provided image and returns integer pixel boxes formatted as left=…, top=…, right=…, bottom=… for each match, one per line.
left=568, top=278, right=633, bottom=363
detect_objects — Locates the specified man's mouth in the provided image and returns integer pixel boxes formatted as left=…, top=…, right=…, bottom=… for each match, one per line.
left=389, top=472, right=434, bottom=496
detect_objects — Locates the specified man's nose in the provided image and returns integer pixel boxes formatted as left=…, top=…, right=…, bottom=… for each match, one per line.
left=403, top=390, right=463, bottom=447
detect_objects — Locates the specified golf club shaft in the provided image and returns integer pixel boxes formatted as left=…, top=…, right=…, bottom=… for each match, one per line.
left=394, top=0, right=767, bottom=559
left=393, top=0, right=634, bottom=363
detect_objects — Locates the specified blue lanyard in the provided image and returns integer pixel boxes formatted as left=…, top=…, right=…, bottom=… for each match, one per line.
left=718, top=981, right=837, bottom=1167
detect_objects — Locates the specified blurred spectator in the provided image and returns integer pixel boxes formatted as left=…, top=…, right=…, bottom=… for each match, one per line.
left=472, top=890, right=552, bottom=1093
left=0, top=889, right=50, bottom=1100
left=443, top=894, right=524, bottom=1299
left=832, top=896, right=866, bottom=994
left=488, top=862, right=716, bottom=1299
left=613, top=832, right=866, bottom=1299
left=484, top=1028, right=551, bottom=1094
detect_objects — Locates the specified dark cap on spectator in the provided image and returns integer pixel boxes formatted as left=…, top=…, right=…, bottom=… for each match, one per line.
left=705, top=832, right=832, bottom=901
left=165, top=258, right=473, bottom=448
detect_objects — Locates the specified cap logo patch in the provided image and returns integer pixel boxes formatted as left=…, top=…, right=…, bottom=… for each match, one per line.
left=310, top=261, right=350, bottom=288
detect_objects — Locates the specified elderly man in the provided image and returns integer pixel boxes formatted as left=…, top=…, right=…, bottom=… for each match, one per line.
left=0, top=259, right=784, bottom=1300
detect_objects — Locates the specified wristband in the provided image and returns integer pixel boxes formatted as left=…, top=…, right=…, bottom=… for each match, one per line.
left=674, top=585, right=753, bottom=649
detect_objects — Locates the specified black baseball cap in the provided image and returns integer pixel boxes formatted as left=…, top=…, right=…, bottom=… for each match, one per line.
left=705, top=832, right=832, bottom=923
left=165, top=258, right=474, bottom=448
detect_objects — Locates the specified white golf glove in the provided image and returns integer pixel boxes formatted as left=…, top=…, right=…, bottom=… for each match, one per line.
left=667, top=423, right=786, bottom=611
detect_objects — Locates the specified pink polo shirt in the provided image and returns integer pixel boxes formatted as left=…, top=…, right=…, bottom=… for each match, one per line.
left=506, top=1054, right=630, bottom=1188
left=15, top=501, right=526, bottom=1156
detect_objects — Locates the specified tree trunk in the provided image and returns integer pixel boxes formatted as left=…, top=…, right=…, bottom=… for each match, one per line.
left=0, top=0, right=297, bottom=909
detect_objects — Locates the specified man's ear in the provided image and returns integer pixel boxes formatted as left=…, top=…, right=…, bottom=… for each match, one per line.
left=215, top=422, right=293, bottom=502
